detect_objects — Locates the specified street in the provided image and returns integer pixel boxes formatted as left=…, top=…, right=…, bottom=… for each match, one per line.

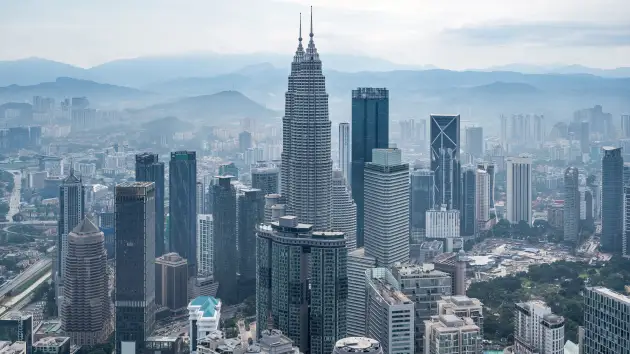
left=6, top=170, right=21, bottom=222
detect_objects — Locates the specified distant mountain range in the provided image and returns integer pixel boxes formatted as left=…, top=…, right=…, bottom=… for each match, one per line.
left=483, top=64, right=630, bottom=78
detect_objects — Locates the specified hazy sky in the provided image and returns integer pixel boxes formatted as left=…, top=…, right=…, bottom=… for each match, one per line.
left=0, top=0, right=628, bottom=69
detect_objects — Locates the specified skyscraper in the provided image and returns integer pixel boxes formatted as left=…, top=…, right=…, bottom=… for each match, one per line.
left=601, top=147, right=624, bottom=253
left=339, top=122, right=351, bottom=183
left=584, top=287, right=630, bottom=353
left=332, top=170, right=357, bottom=251
left=533, top=114, right=545, bottom=145
left=346, top=248, right=376, bottom=336
left=57, top=169, right=85, bottom=283
left=506, top=155, right=532, bottom=225
left=351, top=87, right=389, bottom=247
left=430, top=115, right=461, bottom=210
left=621, top=114, right=630, bottom=139
left=281, top=13, right=332, bottom=231
left=460, top=165, right=476, bottom=237
left=196, top=214, right=213, bottom=276
left=115, top=182, right=156, bottom=354
left=212, top=176, right=238, bottom=304
left=256, top=216, right=347, bottom=354
left=238, top=188, right=264, bottom=300
left=514, top=301, right=565, bottom=354
left=410, top=169, right=435, bottom=244
left=135, top=153, right=165, bottom=257
left=500, top=114, right=508, bottom=150
left=196, top=181, right=205, bottom=215
left=155, top=252, right=189, bottom=312
left=465, top=126, right=483, bottom=158
left=564, top=167, right=580, bottom=243
left=251, top=166, right=280, bottom=196
left=62, top=218, right=111, bottom=346
left=169, top=151, right=197, bottom=275
left=475, top=169, right=490, bottom=227
left=239, top=131, right=253, bottom=152
left=476, top=162, right=495, bottom=208
left=580, top=121, right=590, bottom=154
left=364, top=148, right=409, bottom=267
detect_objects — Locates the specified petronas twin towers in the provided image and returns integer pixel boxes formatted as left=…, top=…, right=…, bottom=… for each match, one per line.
left=281, top=9, right=333, bottom=231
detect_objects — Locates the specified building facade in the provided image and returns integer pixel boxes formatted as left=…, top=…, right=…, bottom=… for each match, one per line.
left=57, top=169, right=85, bottom=288
left=564, top=167, right=580, bottom=243
left=475, top=169, right=490, bottom=226
left=115, top=182, right=156, bottom=354
left=514, top=301, right=564, bottom=354
left=351, top=87, right=389, bottom=247
left=155, top=252, right=189, bottom=312
left=332, top=170, right=357, bottom=252
left=364, top=148, right=409, bottom=267
left=196, top=214, right=213, bottom=276
left=584, top=287, right=630, bottom=353
left=212, top=176, right=238, bottom=304
left=346, top=248, right=376, bottom=337
left=465, top=126, right=483, bottom=158
left=135, top=153, right=165, bottom=257
left=251, top=166, right=280, bottom=196
left=410, top=169, right=435, bottom=244
left=601, top=147, right=624, bottom=253
left=430, top=115, right=461, bottom=210
left=506, top=155, right=533, bottom=225
left=339, top=122, right=351, bottom=184
left=460, top=165, right=476, bottom=237
left=424, top=315, right=481, bottom=354
left=169, top=151, right=197, bottom=275
left=238, top=188, right=264, bottom=300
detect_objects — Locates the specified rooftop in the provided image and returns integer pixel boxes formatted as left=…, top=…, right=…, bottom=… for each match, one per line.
left=394, top=263, right=449, bottom=277
left=71, top=217, right=100, bottom=234
left=334, top=337, right=381, bottom=353
left=189, top=296, right=221, bottom=318
left=371, top=277, right=412, bottom=306
left=33, top=337, right=69, bottom=347
left=589, top=286, right=630, bottom=305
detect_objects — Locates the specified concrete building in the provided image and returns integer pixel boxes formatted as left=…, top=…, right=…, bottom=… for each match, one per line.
left=32, top=337, right=70, bottom=354
left=547, top=204, right=564, bottom=230
left=475, top=169, right=490, bottom=230
left=169, top=151, right=197, bottom=276
left=256, top=216, right=347, bottom=354
left=424, top=315, right=481, bottom=354
left=392, top=263, right=452, bottom=354
left=351, top=87, right=389, bottom=247
left=333, top=338, right=383, bottom=354
left=196, top=214, right=213, bottom=276
left=115, top=182, right=156, bottom=354
left=624, top=186, right=630, bottom=258
left=251, top=166, right=280, bottom=196
left=188, top=296, right=221, bottom=353
left=514, top=301, right=564, bottom=354
left=197, top=181, right=205, bottom=214
left=601, top=147, right=624, bottom=253
left=264, top=194, right=283, bottom=223
left=339, top=122, right=351, bottom=184
left=437, top=296, right=483, bottom=336
left=212, top=176, right=238, bottom=304
left=584, top=287, right=630, bottom=353
left=564, top=167, right=580, bottom=243
left=332, top=170, right=357, bottom=252
left=0, top=314, right=33, bottom=354
left=143, top=337, right=186, bottom=354
left=410, top=169, right=435, bottom=244
left=622, top=114, right=630, bottom=138
left=365, top=268, right=414, bottom=354
left=28, top=171, right=48, bottom=190
left=237, top=188, right=264, bottom=300
left=460, top=165, right=476, bottom=237
left=465, top=126, right=483, bottom=158
left=281, top=21, right=333, bottom=232
left=62, top=218, right=111, bottom=346
left=430, top=114, right=461, bottom=210
left=364, top=148, right=409, bottom=267
left=155, top=253, right=189, bottom=312
left=477, top=162, right=495, bottom=208
left=426, top=207, right=460, bottom=246
left=506, top=155, right=532, bottom=225
left=346, top=248, right=376, bottom=336
left=135, top=153, right=166, bottom=257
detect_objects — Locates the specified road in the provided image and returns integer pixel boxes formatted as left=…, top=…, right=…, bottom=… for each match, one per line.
left=0, top=259, right=52, bottom=300
left=6, top=170, right=21, bottom=222
left=0, top=271, right=51, bottom=318
left=0, top=220, right=57, bottom=227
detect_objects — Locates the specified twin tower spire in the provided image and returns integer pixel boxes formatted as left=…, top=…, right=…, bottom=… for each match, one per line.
left=295, top=6, right=319, bottom=62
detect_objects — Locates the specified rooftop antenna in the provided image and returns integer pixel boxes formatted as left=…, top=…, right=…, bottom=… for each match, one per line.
left=309, top=6, right=314, bottom=38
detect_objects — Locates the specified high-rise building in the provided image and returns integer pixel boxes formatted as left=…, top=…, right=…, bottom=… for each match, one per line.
left=364, top=148, right=409, bottom=267
left=621, top=114, right=630, bottom=139
left=334, top=338, right=383, bottom=354
left=601, top=147, right=624, bottom=253
left=239, top=131, right=253, bottom=152
left=506, top=155, right=532, bottom=225
left=256, top=216, right=347, bottom=354
left=197, top=181, right=205, bottom=215
left=196, top=214, right=213, bottom=276
left=424, top=315, right=481, bottom=354
left=392, top=263, right=452, bottom=354
left=351, top=87, right=389, bottom=247
left=115, top=182, right=156, bottom=354
left=437, top=296, right=484, bottom=336
left=135, top=153, right=165, bottom=257
left=332, top=170, right=357, bottom=252
left=564, top=167, right=580, bottom=243
left=57, top=169, right=85, bottom=288
left=410, top=169, right=435, bottom=244
left=476, top=162, right=495, bottom=208
left=533, top=114, right=545, bottom=145
left=169, top=151, right=197, bottom=275
left=62, top=218, right=111, bottom=346
left=460, top=165, right=476, bottom=237
left=281, top=16, right=332, bottom=232
left=212, top=176, right=238, bottom=304
left=346, top=248, right=376, bottom=336
left=624, top=186, right=630, bottom=258
left=514, top=301, right=565, bottom=354
left=475, top=169, right=490, bottom=228
left=251, top=166, right=279, bottom=196
left=155, top=253, right=189, bottom=312
left=426, top=208, right=460, bottom=242
left=500, top=114, right=508, bottom=150
left=465, top=126, right=483, bottom=158
left=430, top=115, right=461, bottom=210
left=365, top=268, right=415, bottom=354
left=238, top=188, right=264, bottom=300
left=339, top=122, right=351, bottom=184
left=0, top=314, right=33, bottom=354
left=584, top=287, right=630, bottom=353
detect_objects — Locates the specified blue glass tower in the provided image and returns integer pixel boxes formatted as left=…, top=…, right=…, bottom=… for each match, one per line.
left=351, top=87, right=389, bottom=247
left=135, top=153, right=165, bottom=257
left=169, top=151, right=197, bottom=275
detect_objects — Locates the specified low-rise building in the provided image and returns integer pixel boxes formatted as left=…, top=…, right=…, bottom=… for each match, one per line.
left=33, top=337, right=70, bottom=354
left=437, top=296, right=483, bottom=336
left=424, top=315, right=481, bottom=354
left=188, top=296, right=222, bottom=353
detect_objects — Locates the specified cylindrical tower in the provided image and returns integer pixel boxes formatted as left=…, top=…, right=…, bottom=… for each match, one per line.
left=333, top=337, right=383, bottom=354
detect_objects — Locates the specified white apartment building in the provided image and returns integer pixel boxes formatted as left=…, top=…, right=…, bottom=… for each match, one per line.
left=437, top=296, right=484, bottom=336
left=514, top=301, right=564, bottom=354
left=196, top=214, right=213, bottom=276
left=424, top=315, right=481, bottom=354
left=346, top=248, right=376, bottom=336
left=475, top=169, right=490, bottom=224
left=506, top=155, right=532, bottom=225
left=426, top=207, right=460, bottom=239
left=365, top=268, right=414, bottom=354
left=188, top=296, right=222, bottom=353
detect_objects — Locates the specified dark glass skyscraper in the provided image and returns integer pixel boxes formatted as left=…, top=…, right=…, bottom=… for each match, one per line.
left=212, top=176, right=237, bottom=304
left=460, top=165, right=477, bottom=237
left=238, top=188, right=264, bottom=300
left=135, top=153, right=165, bottom=257
left=564, top=167, right=580, bottom=243
left=169, top=151, right=197, bottom=275
left=115, top=182, right=156, bottom=354
left=351, top=87, right=389, bottom=247
left=601, top=147, right=623, bottom=253
left=410, top=169, right=435, bottom=243
left=430, top=114, right=461, bottom=210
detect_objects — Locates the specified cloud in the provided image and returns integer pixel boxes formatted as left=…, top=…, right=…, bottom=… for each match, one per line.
left=443, top=21, right=630, bottom=47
